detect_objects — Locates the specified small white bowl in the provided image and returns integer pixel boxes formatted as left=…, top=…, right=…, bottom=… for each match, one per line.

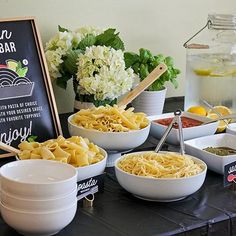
left=149, top=112, right=218, bottom=145
left=0, top=201, right=77, bottom=236
left=68, top=114, right=150, bottom=151
left=0, top=187, right=77, bottom=212
left=226, top=123, right=236, bottom=135
left=0, top=160, right=77, bottom=199
left=76, top=148, right=107, bottom=181
left=115, top=151, right=207, bottom=202
left=184, top=133, right=236, bottom=174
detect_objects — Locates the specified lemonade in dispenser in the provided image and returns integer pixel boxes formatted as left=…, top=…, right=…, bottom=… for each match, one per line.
left=184, top=14, right=236, bottom=113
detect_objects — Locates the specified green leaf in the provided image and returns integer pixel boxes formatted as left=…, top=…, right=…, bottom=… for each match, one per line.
left=16, top=61, right=22, bottom=72
left=56, top=74, right=71, bottom=89
left=63, top=50, right=81, bottom=75
left=77, top=34, right=96, bottom=51
left=27, top=135, right=38, bottom=142
left=170, top=77, right=179, bottom=89
left=75, top=94, right=117, bottom=107
left=17, top=67, right=28, bottom=77
left=140, top=64, right=149, bottom=80
left=139, top=48, right=152, bottom=63
left=132, top=62, right=140, bottom=75
left=58, top=25, right=69, bottom=32
left=164, top=56, right=174, bottom=67
left=154, top=54, right=165, bottom=64
left=95, top=28, right=125, bottom=50
left=124, top=52, right=139, bottom=68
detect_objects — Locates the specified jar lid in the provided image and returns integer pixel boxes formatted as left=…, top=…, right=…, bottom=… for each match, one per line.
left=208, top=14, right=236, bottom=30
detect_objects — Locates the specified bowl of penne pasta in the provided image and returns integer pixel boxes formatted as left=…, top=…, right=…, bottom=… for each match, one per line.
left=17, top=135, right=107, bottom=181
left=68, top=105, right=151, bottom=151
left=115, top=151, right=207, bottom=202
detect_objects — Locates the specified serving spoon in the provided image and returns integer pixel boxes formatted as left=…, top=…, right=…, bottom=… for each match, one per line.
left=118, top=63, right=167, bottom=107
left=0, top=141, right=20, bottom=155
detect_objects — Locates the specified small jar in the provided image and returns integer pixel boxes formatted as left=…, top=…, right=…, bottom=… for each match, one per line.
left=184, top=14, right=236, bottom=112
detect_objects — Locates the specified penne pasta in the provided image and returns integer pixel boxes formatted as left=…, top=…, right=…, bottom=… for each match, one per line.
left=71, top=105, right=149, bottom=132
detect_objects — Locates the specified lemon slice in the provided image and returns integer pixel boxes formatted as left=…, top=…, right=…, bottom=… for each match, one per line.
left=193, top=69, right=212, bottom=76
left=187, top=106, right=207, bottom=116
left=208, top=105, right=231, bottom=116
left=207, top=113, right=229, bottom=133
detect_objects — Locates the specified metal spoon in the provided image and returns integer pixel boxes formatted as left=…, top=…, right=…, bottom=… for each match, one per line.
left=202, top=114, right=236, bottom=125
left=201, top=99, right=229, bottom=127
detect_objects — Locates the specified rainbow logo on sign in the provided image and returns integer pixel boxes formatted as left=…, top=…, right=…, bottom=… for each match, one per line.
left=0, top=59, right=34, bottom=100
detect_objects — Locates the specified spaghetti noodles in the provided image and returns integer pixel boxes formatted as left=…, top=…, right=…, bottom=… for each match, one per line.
left=117, top=152, right=203, bottom=178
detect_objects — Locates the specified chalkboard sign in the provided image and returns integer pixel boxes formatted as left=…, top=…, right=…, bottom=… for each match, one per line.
left=224, top=160, right=236, bottom=187
left=0, top=17, right=62, bottom=158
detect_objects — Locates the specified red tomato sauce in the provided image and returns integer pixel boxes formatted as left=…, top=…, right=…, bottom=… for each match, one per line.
left=154, top=116, right=203, bottom=128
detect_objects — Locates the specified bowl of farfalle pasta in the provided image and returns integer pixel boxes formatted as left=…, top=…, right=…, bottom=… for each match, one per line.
left=68, top=105, right=151, bottom=152
left=17, top=135, right=107, bottom=181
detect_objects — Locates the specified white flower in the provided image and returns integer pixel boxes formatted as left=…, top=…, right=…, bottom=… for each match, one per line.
left=75, top=26, right=104, bottom=38
left=46, top=31, right=74, bottom=52
left=45, top=48, right=64, bottom=80
left=76, top=45, right=134, bottom=101
left=45, top=26, right=104, bottom=81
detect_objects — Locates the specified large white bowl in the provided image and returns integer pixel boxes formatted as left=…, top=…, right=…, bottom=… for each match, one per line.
left=149, top=112, right=219, bottom=145
left=185, top=133, right=236, bottom=174
left=76, top=148, right=107, bottom=181
left=0, top=160, right=77, bottom=199
left=68, top=114, right=150, bottom=151
left=0, top=187, right=77, bottom=212
left=0, top=201, right=77, bottom=236
left=115, top=151, right=207, bottom=202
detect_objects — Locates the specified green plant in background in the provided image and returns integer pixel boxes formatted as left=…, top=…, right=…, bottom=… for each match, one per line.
left=124, top=48, right=181, bottom=91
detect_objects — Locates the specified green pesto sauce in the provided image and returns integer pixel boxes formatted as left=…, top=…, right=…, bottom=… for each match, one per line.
left=203, top=146, right=236, bottom=156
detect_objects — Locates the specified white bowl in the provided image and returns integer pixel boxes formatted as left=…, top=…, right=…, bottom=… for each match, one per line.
left=0, top=187, right=77, bottom=212
left=0, top=201, right=77, bottom=236
left=76, top=148, right=107, bottom=181
left=0, top=160, right=77, bottom=199
left=115, top=151, right=207, bottom=202
left=149, top=112, right=219, bottom=145
left=15, top=148, right=107, bottom=182
left=68, top=114, right=151, bottom=151
left=226, top=123, right=236, bottom=135
left=184, top=133, right=236, bottom=174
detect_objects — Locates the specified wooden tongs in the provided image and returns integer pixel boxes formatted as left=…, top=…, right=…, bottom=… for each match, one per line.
left=154, top=110, right=185, bottom=155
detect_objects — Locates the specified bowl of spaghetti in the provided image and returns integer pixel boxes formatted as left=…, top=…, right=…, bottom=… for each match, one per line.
left=115, top=151, right=207, bottom=202
left=68, top=105, right=150, bottom=151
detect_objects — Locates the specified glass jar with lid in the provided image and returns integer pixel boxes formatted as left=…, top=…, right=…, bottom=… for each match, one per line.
left=184, top=14, right=236, bottom=112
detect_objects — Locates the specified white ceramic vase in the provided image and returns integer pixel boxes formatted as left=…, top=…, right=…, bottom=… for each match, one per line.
left=131, top=88, right=167, bottom=116
left=74, top=100, right=95, bottom=111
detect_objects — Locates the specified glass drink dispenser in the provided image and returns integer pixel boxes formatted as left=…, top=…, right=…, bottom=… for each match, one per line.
left=184, top=14, right=236, bottom=112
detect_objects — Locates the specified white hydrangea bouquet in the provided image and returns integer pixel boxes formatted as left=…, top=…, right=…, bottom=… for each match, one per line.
left=45, top=26, right=134, bottom=106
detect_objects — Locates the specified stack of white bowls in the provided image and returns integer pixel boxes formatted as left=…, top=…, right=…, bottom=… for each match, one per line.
left=0, top=159, right=78, bottom=236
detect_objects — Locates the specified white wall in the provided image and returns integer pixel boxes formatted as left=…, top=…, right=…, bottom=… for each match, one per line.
left=1, top=0, right=236, bottom=113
